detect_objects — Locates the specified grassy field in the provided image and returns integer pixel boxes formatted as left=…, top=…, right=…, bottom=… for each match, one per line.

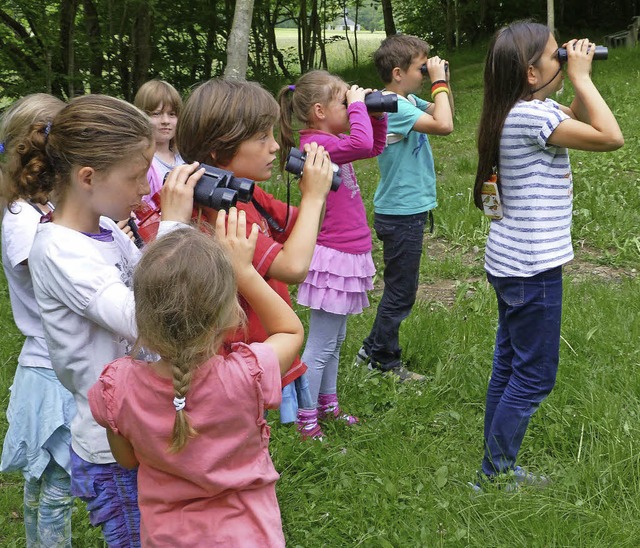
left=274, top=28, right=386, bottom=73
left=1, top=41, right=640, bottom=546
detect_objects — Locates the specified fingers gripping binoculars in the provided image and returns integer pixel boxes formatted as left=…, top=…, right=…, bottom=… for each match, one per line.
left=284, top=148, right=342, bottom=192
left=557, top=45, right=608, bottom=62
left=133, top=165, right=255, bottom=244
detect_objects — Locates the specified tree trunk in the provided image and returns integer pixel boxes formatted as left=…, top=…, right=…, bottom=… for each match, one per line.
left=83, top=0, right=103, bottom=93
left=312, top=0, right=327, bottom=69
left=60, top=0, right=79, bottom=98
left=444, top=0, right=453, bottom=50
left=298, top=0, right=311, bottom=72
left=342, top=4, right=356, bottom=67
left=547, top=0, right=555, bottom=35
left=224, top=0, right=255, bottom=79
left=380, top=0, right=396, bottom=36
left=131, top=1, right=152, bottom=99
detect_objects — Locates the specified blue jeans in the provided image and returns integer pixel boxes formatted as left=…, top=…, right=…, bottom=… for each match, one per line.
left=24, top=460, right=73, bottom=547
left=363, top=212, right=428, bottom=370
left=482, top=266, right=563, bottom=477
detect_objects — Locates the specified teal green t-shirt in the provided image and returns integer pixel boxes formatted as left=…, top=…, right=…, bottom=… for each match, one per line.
left=374, top=94, right=436, bottom=215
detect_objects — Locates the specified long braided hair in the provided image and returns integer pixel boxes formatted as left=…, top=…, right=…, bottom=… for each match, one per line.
left=133, top=228, right=244, bottom=452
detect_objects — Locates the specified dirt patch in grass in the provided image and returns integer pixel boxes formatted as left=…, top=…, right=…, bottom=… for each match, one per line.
left=373, top=237, right=638, bottom=308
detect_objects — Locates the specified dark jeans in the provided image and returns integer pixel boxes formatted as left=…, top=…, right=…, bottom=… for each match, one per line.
left=482, top=266, right=563, bottom=477
left=363, top=211, right=428, bottom=370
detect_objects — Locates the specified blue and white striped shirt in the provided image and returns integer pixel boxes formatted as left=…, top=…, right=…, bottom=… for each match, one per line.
left=485, top=99, right=573, bottom=277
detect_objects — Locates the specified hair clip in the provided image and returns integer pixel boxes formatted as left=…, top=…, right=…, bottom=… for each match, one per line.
left=288, top=84, right=296, bottom=92
left=44, top=121, right=52, bottom=138
left=173, top=396, right=186, bottom=412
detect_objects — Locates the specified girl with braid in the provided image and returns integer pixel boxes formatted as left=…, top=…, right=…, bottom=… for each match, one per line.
left=89, top=210, right=303, bottom=547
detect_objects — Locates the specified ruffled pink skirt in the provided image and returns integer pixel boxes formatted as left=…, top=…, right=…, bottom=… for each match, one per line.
left=297, top=244, right=375, bottom=315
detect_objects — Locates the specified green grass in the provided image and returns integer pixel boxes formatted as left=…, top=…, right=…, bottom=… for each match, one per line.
left=1, top=43, right=640, bottom=546
left=275, top=28, right=386, bottom=73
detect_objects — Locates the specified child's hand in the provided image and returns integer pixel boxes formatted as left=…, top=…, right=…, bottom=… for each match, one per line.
left=563, top=38, right=594, bottom=82
left=298, top=142, right=333, bottom=200
left=216, top=207, right=259, bottom=288
left=115, top=215, right=136, bottom=243
left=346, top=85, right=370, bottom=106
left=425, top=56, right=448, bottom=83
left=160, top=162, right=205, bottom=224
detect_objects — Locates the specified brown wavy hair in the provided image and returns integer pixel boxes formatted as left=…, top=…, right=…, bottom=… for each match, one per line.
left=0, top=94, right=65, bottom=208
left=132, top=228, right=244, bottom=453
left=11, top=94, right=152, bottom=210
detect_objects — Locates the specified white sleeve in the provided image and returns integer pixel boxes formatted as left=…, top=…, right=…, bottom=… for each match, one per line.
left=157, top=220, right=192, bottom=237
left=2, top=204, right=41, bottom=267
left=31, top=229, right=138, bottom=342
left=85, top=283, right=137, bottom=342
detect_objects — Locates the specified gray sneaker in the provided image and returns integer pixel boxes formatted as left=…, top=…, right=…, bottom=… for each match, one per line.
left=354, top=346, right=370, bottom=366
left=368, top=361, right=426, bottom=382
left=387, top=365, right=426, bottom=382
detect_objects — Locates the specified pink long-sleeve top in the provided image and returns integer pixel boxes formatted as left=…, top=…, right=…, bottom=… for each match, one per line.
left=299, top=102, right=387, bottom=254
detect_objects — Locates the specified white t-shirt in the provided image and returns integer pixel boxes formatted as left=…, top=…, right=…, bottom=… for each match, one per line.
left=1, top=201, right=51, bottom=368
left=29, top=217, right=140, bottom=464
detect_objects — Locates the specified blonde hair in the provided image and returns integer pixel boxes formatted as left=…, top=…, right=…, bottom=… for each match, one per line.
left=12, top=94, right=152, bottom=208
left=134, top=80, right=183, bottom=150
left=133, top=80, right=183, bottom=116
left=133, top=228, right=244, bottom=453
left=373, top=34, right=430, bottom=84
left=277, top=70, right=347, bottom=168
left=176, top=79, right=279, bottom=166
left=0, top=94, right=65, bottom=207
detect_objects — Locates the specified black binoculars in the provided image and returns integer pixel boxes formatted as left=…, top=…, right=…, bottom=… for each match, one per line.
left=193, top=164, right=255, bottom=210
left=420, top=62, right=449, bottom=76
left=284, top=148, right=341, bottom=192
left=364, top=91, right=398, bottom=113
left=557, top=45, right=608, bottom=62
left=343, top=91, right=398, bottom=113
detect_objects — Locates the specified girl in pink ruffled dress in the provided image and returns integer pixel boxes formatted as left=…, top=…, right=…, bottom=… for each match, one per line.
left=278, top=70, right=387, bottom=438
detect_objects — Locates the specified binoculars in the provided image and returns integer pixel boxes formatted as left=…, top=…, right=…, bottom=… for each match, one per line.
left=364, top=91, right=398, bottom=113
left=420, top=62, right=449, bottom=76
left=163, top=164, right=254, bottom=211
left=190, top=164, right=254, bottom=211
left=343, top=91, right=398, bottom=113
left=133, top=165, right=255, bottom=245
left=284, top=148, right=341, bottom=192
left=557, top=45, right=608, bottom=62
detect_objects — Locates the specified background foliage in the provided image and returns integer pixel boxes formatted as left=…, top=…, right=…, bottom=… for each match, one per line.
left=1, top=0, right=639, bottom=100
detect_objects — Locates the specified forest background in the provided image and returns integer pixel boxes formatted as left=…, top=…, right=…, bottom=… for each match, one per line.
left=1, top=0, right=640, bottom=101
left=1, top=0, right=640, bottom=546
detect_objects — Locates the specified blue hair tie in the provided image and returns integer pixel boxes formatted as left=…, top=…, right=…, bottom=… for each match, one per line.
left=0, top=142, right=4, bottom=154
left=44, top=121, right=52, bottom=138
left=288, top=84, right=295, bottom=92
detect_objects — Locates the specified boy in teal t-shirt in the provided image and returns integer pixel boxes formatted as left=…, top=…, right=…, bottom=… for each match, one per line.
left=358, top=34, right=454, bottom=381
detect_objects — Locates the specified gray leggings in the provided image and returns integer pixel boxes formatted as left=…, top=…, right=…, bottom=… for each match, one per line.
left=301, top=309, right=348, bottom=409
